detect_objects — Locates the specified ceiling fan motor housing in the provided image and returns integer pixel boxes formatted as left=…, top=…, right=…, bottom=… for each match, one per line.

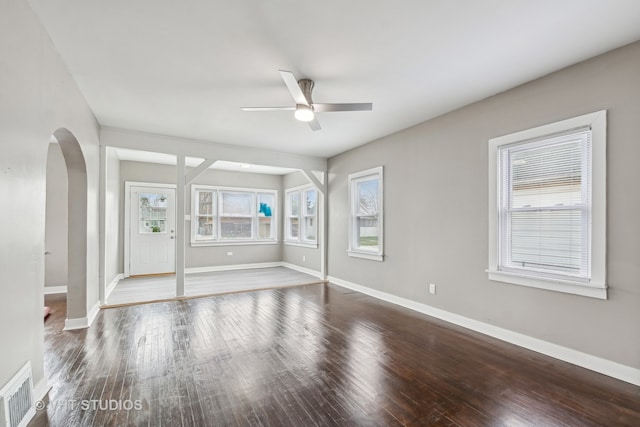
left=297, top=79, right=315, bottom=104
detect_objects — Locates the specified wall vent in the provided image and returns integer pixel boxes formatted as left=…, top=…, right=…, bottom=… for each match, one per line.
left=0, top=362, right=35, bottom=427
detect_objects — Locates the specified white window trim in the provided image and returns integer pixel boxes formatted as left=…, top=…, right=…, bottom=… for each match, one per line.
left=488, top=111, right=606, bottom=299
left=348, top=166, right=384, bottom=261
left=191, top=185, right=278, bottom=246
left=284, top=184, right=318, bottom=248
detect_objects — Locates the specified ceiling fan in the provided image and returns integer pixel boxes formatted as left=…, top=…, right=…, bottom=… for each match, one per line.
left=241, top=70, right=372, bottom=131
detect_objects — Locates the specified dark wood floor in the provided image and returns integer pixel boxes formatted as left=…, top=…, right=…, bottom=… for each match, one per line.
left=33, top=284, right=639, bottom=426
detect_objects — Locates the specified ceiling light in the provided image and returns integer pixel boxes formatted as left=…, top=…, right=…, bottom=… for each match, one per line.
left=240, top=163, right=251, bottom=169
left=294, top=104, right=314, bottom=122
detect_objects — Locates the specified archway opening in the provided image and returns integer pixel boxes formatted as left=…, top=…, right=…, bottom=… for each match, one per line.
left=45, top=128, right=88, bottom=328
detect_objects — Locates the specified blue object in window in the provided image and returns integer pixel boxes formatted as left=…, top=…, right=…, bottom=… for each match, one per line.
left=259, top=202, right=272, bottom=217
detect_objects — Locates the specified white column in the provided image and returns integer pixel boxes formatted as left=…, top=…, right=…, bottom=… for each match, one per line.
left=176, top=155, right=186, bottom=297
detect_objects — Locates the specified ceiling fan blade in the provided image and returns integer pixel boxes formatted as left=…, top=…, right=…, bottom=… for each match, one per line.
left=279, top=70, right=309, bottom=106
left=307, top=117, right=321, bottom=131
left=241, top=106, right=295, bottom=111
left=312, top=103, right=373, bottom=112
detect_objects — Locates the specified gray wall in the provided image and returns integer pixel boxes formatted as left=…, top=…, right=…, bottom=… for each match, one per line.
left=119, top=161, right=284, bottom=271
left=0, top=0, right=100, bottom=391
left=327, top=41, right=640, bottom=369
left=105, top=148, right=121, bottom=284
left=282, top=171, right=321, bottom=273
left=45, top=143, right=68, bottom=287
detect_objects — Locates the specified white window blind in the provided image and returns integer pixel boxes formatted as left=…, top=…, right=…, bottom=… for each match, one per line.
left=220, top=191, right=254, bottom=239
left=498, top=127, right=592, bottom=281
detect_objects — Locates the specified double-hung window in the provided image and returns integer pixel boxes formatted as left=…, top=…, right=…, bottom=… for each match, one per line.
left=191, top=185, right=277, bottom=245
left=488, top=111, right=606, bottom=299
left=285, top=186, right=317, bottom=246
left=348, top=166, right=383, bottom=261
left=194, top=189, right=216, bottom=241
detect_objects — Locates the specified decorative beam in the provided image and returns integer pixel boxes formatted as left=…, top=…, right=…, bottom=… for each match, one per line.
left=301, top=169, right=326, bottom=196
left=185, top=158, right=216, bottom=185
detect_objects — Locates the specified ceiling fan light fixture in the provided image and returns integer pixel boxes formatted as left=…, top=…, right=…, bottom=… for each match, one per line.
left=294, top=104, right=314, bottom=122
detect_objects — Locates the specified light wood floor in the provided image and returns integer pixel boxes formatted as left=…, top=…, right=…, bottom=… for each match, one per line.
left=105, top=267, right=323, bottom=306
left=34, top=285, right=640, bottom=426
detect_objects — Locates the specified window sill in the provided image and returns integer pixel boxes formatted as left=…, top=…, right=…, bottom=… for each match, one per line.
left=487, top=269, right=607, bottom=299
left=284, top=241, right=318, bottom=249
left=348, top=250, right=383, bottom=262
left=191, top=240, right=279, bottom=247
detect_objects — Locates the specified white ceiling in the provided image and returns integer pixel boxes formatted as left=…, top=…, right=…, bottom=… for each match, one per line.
left=29, top=0, right=640, bottom=158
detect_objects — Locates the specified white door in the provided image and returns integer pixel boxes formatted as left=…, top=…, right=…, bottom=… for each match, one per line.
left=129, top=186, right=176, bottom=276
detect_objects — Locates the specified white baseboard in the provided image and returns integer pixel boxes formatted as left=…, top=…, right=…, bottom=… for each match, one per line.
left=186, top=262, right=323, bottom=281
left=105, top=273, right=124, bottom=301
left=63, top=301, right=101, bottom=331
left=87, top=301, right=100, bottom=327
left=63, top=316, right=88, bottom=331
left=185, top=262, right=282, bottom=274
left=44, top=286, right=67, bottom=295
left=281, top=262, right=323, bottom=279
left=328, top=275, right=640, bottom=387
left=33, top=377, right=51, bottom=403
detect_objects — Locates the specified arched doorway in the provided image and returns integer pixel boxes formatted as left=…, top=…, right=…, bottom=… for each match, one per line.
left=46, top=128, right=89, bottom=328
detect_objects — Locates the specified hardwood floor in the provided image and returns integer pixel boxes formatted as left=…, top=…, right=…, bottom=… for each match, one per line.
left=106, top=267, right=323, bottom=306
left=33, top=285, right=639, bottom=426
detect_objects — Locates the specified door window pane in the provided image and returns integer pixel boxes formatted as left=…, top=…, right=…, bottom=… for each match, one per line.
left=139, top=192, right=167, bottom=233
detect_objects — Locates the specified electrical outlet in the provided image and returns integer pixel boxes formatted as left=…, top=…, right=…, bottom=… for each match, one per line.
left=302, top=255, right=306, bottom=262
left=429, top=283, right=436, bottom=295
left=227, top=251, right=233, bottom=256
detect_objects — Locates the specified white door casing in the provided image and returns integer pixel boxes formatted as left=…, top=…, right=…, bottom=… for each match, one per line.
left=126, top=183, right=176, bottom=276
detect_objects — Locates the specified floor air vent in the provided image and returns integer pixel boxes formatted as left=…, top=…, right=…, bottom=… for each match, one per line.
left=0, top=362, right=35, bottom=427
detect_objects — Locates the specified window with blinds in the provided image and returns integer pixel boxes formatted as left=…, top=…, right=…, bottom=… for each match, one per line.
left=488, top=111, right=606, bottom=298
left=498, top=128, right=592, bottom=281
